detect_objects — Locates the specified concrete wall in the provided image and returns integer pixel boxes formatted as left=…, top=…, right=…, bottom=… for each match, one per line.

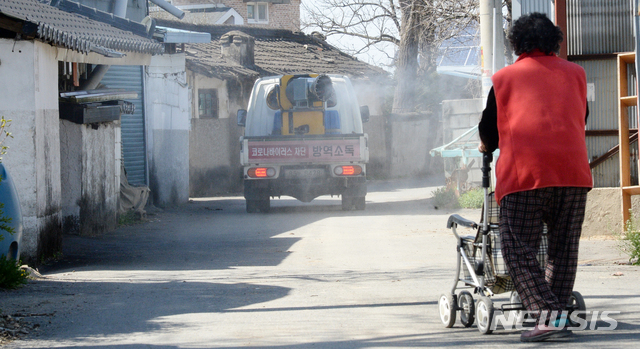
left=60, top=120, right=120, bottom=235
left=60, top=121, right=82, bottom=233
left=363, top=113, right=388, bottom=179
left=353, top=80, right=445, bottom=180
left=145, top=53, right=190, bottom=207
left=583, top=188, right=640, bottom=238
left=0, top=40, right=62, bottom=263
left=383, top=97, right=445, bottom=179
left=173, top=0, right=301, bottom=30
left=187, top=72, right=244, bottom=197
left=354, top=80, right=389, bottom=179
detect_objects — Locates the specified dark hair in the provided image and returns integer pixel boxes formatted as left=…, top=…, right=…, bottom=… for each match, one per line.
left=508, top=12, right=563, bottom=56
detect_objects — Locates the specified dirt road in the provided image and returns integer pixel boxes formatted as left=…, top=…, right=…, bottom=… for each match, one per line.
left=1, top=178, right=638, bottom=348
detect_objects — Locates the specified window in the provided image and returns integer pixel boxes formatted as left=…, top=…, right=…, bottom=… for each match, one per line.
left=247, top=2, right=268, bottom=23
left=198, top=89, right=219, bottom=119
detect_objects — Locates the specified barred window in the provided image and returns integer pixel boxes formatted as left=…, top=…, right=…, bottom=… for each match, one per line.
left=198, top=89, right=218, bottom=119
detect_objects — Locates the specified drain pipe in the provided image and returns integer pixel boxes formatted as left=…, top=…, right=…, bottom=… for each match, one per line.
left=149, top=0, right=185, bottom=19
left=79, top=0, right=129, bottom=90
left=79, top=64, right=111, bottom=90
left=114, top=0, right=128, bottom=17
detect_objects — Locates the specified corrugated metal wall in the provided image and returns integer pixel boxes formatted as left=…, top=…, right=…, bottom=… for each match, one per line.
left=577, top=59, right=619, bottom=187
left=567, top=0, right=635, bottom=55
left=567, top=0, right=638, bottom=188
left=575, top=59, right=638, bottom=187
left=521, top=0, right=554, bottom=18
left=579, top=59, right=619, bottom=130
left=100, top=65, right=147, bottom=186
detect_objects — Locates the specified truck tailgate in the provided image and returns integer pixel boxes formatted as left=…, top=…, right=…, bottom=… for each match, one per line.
left=242, top=135, right=368, bottom=164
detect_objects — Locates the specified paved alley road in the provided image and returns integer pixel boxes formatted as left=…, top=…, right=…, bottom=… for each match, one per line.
left=2, top=178, right=639, bottom=348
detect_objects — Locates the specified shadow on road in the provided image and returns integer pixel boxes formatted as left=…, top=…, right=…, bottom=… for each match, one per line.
left=42, top=177, right=461, bottom=274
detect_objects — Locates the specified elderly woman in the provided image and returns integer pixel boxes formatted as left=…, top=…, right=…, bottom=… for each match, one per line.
left=478, top=13, right=592, bottom=342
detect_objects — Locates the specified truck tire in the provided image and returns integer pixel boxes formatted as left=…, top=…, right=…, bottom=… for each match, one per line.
left=246, top=199, right=270, bottom=213
left=258, top=198, right=270, bottom=213
left=246, top=200, right=259, bottom=213
left=341, top=196, right=353, bottom=211
left=342, top=196, right=366, bottom=211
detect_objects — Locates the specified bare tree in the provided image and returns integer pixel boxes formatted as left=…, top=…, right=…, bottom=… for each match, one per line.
left=303, top=0, right=479, bottom=114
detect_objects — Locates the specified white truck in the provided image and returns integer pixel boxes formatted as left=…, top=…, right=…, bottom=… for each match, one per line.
left=237, top=74, right=370, bottom=213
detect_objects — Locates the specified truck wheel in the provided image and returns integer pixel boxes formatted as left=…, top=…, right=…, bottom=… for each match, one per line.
left=246, top=200, right=259, bottom=213
left=341, top=196, right=353, bottom=211
left=258, top=199, right=270, bottom=213
left=354, top=197, right=366, bottom=210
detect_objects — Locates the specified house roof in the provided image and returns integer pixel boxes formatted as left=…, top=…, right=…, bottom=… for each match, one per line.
left=151, top=5, right=236, bottom=24
left=155, top=19, right=388, bottom=81
left=190, top=7, right=229, bottom=23
left=0, top=0, right=164, bottom=57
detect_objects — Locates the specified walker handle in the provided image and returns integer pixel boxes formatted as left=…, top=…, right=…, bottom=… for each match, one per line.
left=482, top=152, right=493, bottom=189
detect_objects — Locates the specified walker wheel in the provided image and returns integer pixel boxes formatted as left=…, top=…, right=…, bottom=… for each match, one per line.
left=476, top=296, right=494, bottom=334
left=438, top=293, right=457, bottom=328
left=509, top=291, right=526, bottom=324
left=458, top=291, right=475, bottom=327
left=568, top=291, right=587, bottom=325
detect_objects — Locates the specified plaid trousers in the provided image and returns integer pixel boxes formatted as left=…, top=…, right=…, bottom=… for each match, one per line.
left=499, top=187, right=589, bottom=322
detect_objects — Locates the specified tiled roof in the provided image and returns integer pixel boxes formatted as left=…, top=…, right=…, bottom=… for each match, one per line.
left=155, top=19, right=389, bottom=81
left=0, top=0, right=163, bottom=56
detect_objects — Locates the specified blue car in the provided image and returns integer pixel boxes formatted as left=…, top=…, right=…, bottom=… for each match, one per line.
left=0, top=163, right=22, bottom=261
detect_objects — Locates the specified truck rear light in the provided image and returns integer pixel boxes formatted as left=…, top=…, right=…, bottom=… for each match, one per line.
left=334, top=165, right=362, bottom=176
left=248, top=167, right=276, bottom=178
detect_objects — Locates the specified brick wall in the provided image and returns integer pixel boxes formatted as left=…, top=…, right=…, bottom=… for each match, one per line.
left=171, top=0, right=301, bottom=30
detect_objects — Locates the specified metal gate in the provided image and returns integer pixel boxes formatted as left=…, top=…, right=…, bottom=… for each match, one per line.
left=99, top=65, right=147, bottom=185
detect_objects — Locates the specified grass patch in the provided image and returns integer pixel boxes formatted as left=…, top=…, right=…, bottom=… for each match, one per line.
left=458, top=188, right=484, bottom=209
left=618, top=211, right=640, bottom=265
left=118, top=210, right=139, bottom=226
left=0, top=256, right=27, bottom=289
left=431, top=187, right=459, bottom=209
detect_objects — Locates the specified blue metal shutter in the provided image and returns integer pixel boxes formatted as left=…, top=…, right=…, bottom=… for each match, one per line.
left=99, top=65, right=147, bottom=185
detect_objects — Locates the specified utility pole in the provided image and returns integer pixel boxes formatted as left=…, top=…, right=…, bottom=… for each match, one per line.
left=480, top=0, right=505, bottom=99
left=493, top=0, right=505, bottom=72
left=480, top=0, right=493, bottom=99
